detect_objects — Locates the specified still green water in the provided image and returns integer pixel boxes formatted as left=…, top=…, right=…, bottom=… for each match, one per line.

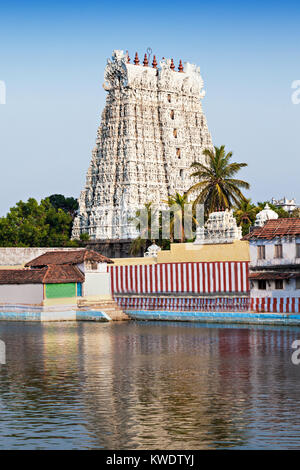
left=0, top=321, right=300, bottom=449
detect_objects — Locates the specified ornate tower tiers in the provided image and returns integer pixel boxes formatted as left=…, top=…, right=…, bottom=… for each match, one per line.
left=72, top=50, right=213, bottom=255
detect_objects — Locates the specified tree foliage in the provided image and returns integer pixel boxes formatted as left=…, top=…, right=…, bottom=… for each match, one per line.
left=48, top=194, right=78, bottom=217
left=129, top=193, right=199, bottom=254
left=129, top=202, right=154, bottom=255
left=233, top=198, right=259, bottom=236
left=163, top=192, right=198, bottom=243
left=0, top=197, right=80, bottom=247
left=291, top=208, right=300, bottom=218
left=187, top=145, right=250, bottom=214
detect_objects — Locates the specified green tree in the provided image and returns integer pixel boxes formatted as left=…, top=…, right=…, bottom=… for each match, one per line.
left=129, top=193, right=199, bottom=254
left=291, top=207, right=300, bottom=218
left=49, top=194, right=78, bottom=217
left=0, top=198, right=79, bottom=247
left=163, top=192, right=198, bottom=242
left=79, top=232, right=90, bottom=242
left=129, top=202, right=155, bottom=255
left=234, top=198, right=259, bottom=236
left=187, top=145, right=250, bottom=215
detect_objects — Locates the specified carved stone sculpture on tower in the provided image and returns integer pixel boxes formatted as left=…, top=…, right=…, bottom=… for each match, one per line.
left=72, top=50, right=213, bottom=245
left=194, top=209, right=242, bottom=245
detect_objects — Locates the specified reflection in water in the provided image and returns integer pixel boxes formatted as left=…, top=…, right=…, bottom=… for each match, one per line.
left=0, top=321, right=300, bottom=449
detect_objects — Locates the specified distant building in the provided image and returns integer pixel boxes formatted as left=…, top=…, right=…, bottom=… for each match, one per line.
left=244, top=218, right=300, bottom=299
left=271, top=197, right=297, bottom=214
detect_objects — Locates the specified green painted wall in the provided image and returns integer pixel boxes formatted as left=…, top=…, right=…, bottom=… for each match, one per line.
left=45, top=283, right=76, bottom=299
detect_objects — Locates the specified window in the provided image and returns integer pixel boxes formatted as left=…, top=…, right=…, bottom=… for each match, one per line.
left=275, top=279, right=283, bottom=289
left=257, top=245, right=265, bottom=260
left=274, top=244, right=283, bottom=258
left=258, top=280, right=266, bottom=290
left=176, top=148, right=181, bottom=159
left=167, top=94, right=171, bottom=103
left=170, top=110, right=174, bottom=120
left=296, top=278, right=300, bottom=289
left=173, top=128, right=177, bottom=138
left=180, top=169, right=183, bottom=177
left=296, top=244, right=300, bottom=258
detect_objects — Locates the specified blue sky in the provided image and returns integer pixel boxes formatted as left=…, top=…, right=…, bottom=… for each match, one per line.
left=0, top=0, right=300, bottom=215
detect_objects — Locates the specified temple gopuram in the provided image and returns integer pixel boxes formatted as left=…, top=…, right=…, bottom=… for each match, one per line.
left=72, top=50, right=213, bottom=257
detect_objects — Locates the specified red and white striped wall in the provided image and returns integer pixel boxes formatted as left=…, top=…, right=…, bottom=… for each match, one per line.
left=251, top=297, right=300, bottom=313
left=108, top=262, right=249, bottom=295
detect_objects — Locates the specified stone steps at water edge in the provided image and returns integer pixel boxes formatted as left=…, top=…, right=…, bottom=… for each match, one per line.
left=77, top=299, right=129, bottom=321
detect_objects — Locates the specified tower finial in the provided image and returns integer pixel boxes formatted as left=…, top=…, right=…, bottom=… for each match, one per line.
left=134, top=52, right=139, bottom=65
left=126, top=50, right=130, bottom=63
left=143, top=53, right=148, bottom=66
left=170, top=58, right=175, bottom=71
left=178, top=59, right=184, bottom=72
left=152, top=55, right=157, bottom=69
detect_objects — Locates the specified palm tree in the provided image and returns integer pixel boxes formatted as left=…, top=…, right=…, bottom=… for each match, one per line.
left=162, top=192, right=198, bottom=242
left=187, top=145, right=250, bottom=214
left=234, top=198, right=258, bottom=225
left=129, top=202, right=158, bottom=255
left=234, top=198, right=259, bottom=235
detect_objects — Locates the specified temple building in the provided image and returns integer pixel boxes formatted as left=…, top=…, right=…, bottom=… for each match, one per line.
left=244, top=214, right=300, bottom=302
left=72, top=50, right=213, bottom=257
left=194, top=209, right=242, bottom=245
left=271, top=197, right=297, bottom=214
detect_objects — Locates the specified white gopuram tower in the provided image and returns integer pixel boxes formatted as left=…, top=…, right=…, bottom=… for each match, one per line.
left=72, top=50, right=213, bottom=256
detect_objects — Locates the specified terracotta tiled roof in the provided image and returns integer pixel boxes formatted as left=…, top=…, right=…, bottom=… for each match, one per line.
left=0, top=269, right=47, bottom=284
left=0, top=265, right=84, bottom=285
left=243, top=218, right=300, bottom=240
left=42, top=264, right=84, bottom=284
left=249, top=272, right=295, bottom=280
left=242, top=228, right=261, bottom=240
left=25, top=249, right=113, bottom=267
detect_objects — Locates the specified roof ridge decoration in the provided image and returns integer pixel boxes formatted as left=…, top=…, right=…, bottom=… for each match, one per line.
left=103, top=50, right=206, bottom=98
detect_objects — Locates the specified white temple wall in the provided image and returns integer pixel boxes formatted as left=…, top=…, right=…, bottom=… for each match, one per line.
left=84, top=272, right=111, bottom=297
left=250, top=238, right=300, bottom=267
left=0, top=284, right=44, bottom=304
left=251, top=279, right=298, bottom=299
